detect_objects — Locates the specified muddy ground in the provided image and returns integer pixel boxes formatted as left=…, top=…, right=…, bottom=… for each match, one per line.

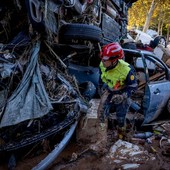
left=17, top=134, right=170, bottom=170
left=1, top=120, right=170, bottom=170
left=50, top=131, right=170, bottom=170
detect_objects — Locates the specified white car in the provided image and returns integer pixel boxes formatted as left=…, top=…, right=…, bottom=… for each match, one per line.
left=135, top=29, right=153, bottom=44
left=129, top=29, right=167, bottom=48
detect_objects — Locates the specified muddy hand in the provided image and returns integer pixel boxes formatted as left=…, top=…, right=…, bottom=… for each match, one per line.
left=111, top=93, right=127, bottom=104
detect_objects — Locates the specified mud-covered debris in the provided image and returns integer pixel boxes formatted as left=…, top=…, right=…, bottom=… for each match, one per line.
left=108, top=139, right=155, bottom=166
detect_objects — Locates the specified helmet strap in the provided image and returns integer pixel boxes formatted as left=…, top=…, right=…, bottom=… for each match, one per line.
left=111, top=60, right=118, bottom=67
left=106, top=60, right=118, bottom=71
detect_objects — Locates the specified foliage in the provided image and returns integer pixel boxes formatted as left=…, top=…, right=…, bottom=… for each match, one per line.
left=128, top=0, right=170, bottom=36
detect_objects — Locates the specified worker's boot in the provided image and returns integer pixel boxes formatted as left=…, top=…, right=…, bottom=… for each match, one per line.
left=116, top=117, right=127, bottom=139
left=117, top=126, right=126, bottom=140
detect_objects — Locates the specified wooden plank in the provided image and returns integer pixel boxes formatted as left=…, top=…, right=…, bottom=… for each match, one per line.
left=138, top=72, right=165, bottom=90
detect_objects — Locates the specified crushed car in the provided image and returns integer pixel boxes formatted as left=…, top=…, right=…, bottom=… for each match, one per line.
left=0, top=39, right=88, bottom=153
left=124, top=49, right=170, bottom=124
left=25, top=0, right=138, bottom=44
left=0, top=30, right=91, bottom=170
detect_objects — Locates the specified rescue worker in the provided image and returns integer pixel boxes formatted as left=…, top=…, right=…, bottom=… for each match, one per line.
left=98, top=42, right=138, bottom=135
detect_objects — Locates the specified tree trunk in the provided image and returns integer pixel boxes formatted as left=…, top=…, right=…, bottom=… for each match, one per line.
left=157, top=8, right=163, bottom=35
left=143, top=0, right=157, bottom=33
left=167, top=24, right=170, bottom=44
left=160, top=13, right=165, bottom=36
left=160, top=21, right=164, bottom=35
left=157, top=19, right=161, bottom=35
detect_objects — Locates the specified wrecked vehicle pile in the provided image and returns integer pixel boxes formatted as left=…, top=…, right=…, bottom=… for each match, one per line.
left=0, top=0, right=138, bottom=166
left=25, top=0, right=133, bottom=44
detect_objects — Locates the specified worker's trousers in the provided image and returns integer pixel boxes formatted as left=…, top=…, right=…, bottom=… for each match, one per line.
left=98, top=90, right=131, bottom=127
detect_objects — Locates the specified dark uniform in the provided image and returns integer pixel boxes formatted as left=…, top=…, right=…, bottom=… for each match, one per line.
left=99, top=59, right=138, bottom=127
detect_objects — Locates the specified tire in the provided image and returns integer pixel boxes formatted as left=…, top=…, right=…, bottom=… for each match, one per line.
left=58, top=23, right=102, bottom=44
left=153, top=36, right=167, bottom=48
left=79, top=81, right=96, bottom=101
left=122, top=42, right=137, bottom=50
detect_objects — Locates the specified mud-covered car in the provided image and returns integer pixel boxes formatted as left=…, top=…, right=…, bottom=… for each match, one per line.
left=25, top=0, right=137, bottom=45
left=1, top=0, right=137, bottom=44
left=0, top=0, right=138, bottom=97
left=124, top=49, right=170, bottom=124
left=0, top=38, right=88, bottom=159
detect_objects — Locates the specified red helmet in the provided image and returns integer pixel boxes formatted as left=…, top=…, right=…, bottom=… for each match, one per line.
left=100, top=42, right=124, bottom=62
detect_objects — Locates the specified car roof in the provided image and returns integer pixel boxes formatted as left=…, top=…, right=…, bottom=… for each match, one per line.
left=123, top=48, right=155, bottom=56
left=123, top=48, right=170, bottom=71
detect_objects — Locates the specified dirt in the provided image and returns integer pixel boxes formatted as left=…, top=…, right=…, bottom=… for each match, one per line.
left=3, top=131, right=168, bottom=170
left=48, top=130, right=170, bottom=170
left=0, top=121, right=170, bottom=170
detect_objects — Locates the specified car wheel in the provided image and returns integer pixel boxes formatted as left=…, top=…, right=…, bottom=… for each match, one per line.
left=153, top=36, right=167, bottom=48
left=79, top=81, right=96, bottom=101
left=58, top=24, right=102, bottom=44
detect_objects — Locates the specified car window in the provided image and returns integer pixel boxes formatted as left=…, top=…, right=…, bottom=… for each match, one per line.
left=137, top=55, right=166, bottom=80
left=124, top=50, right=168, bottom=96
left=133, top=54, right=166, bottom=85
left=145, top=55, right=166, bottom=81
left=135, top=57, right=156, bottom=70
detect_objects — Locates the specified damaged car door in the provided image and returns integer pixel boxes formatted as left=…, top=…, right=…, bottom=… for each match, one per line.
left=130, top=49, right=170, bottom=124
left=142, top=53, right=170, bottom=124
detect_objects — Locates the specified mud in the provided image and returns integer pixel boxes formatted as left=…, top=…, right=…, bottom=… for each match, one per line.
left=49, top=131, right=170, bottom=170
left=1, top=127, right=168, bottom=170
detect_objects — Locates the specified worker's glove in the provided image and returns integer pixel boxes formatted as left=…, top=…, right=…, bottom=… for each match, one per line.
left=111, top=93, right=127, bottom=104
left=98, top=83, right=107, bottom=96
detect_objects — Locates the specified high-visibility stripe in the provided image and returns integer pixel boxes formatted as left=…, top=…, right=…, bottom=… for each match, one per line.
left=128, top=83, right=138, bottom=87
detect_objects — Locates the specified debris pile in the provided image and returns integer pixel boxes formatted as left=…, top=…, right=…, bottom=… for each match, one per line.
left=108, top=139, right=155, bottom=168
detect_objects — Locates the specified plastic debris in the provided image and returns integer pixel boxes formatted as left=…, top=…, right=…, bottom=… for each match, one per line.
left=160, top=136, right=168, bottom=148
left=108, top=139, right=155, bottom=164
left=146, top=136, right=155, bottom=144
left=133, top=132, right=153, bottom=139
left=131, top=137, right=146, bottom=144
left=121, top=163, right=140, bottom=169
